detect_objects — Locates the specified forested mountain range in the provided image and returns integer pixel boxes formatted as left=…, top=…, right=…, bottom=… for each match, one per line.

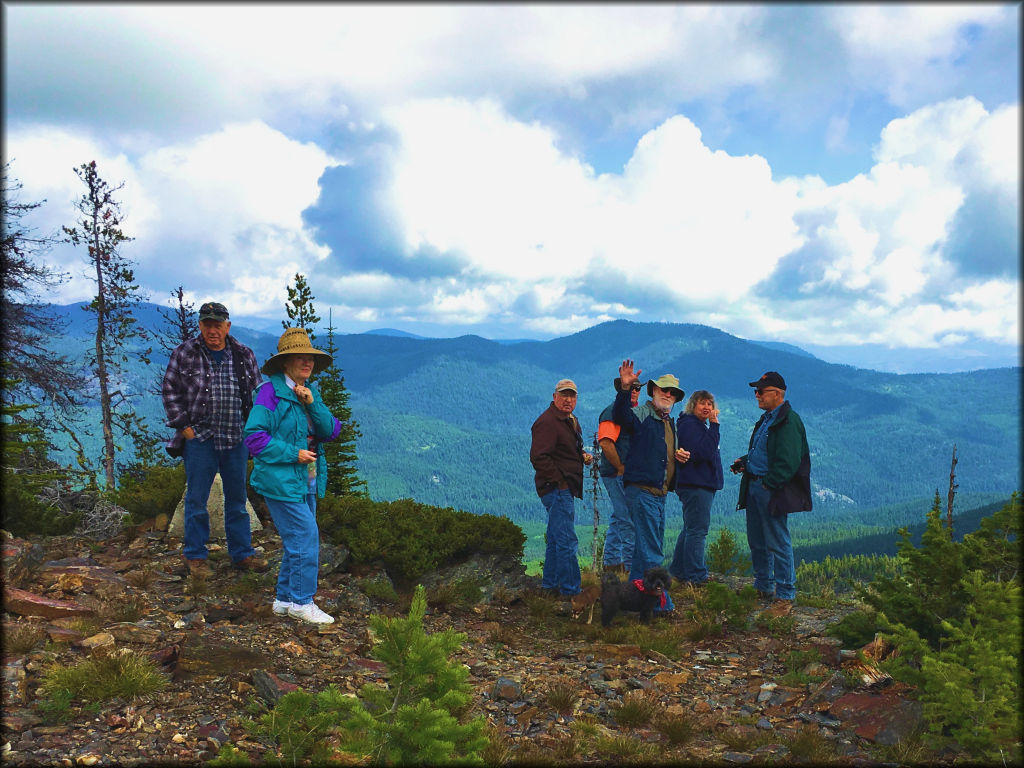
left=39, top=303, right=1021, bottom=543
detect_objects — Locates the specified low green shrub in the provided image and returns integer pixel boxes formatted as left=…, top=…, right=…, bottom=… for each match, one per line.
left=317, top=495, right=526, bottom=586
left=1, top=471, right=79, bottom=536
left=110, top=463, right=185, bottom=525
left=706, top=527, right=751, bottom=577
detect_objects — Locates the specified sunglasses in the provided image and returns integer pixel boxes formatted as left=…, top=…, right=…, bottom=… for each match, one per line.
left=755, top=387, right=780, bottom=395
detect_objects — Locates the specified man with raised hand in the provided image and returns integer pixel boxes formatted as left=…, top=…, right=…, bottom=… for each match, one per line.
left=612, top=359, right=691, bottom=614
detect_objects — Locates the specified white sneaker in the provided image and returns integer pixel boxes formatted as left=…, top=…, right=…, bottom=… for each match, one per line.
left=272, top=599, right=295, bottom=615
left=287, top=602, right=334, bottom=624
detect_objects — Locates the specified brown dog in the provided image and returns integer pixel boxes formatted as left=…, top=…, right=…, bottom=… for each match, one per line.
left=570, top=584, right=602, bottom=623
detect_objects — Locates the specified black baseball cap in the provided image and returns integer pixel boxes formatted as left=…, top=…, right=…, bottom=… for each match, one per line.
left=749, top=371, right=786, bottom=390
left=199, top=302, right=229, bottom=321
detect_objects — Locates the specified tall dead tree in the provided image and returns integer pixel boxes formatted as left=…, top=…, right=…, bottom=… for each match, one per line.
left=63, top=161, right=150, bottom=488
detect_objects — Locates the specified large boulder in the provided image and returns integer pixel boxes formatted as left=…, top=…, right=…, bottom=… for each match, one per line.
left=167, top=473, right=262, bottom=539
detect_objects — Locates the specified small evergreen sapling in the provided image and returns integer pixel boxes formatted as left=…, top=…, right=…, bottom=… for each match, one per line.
left=335, top=584, right=487, bottom=764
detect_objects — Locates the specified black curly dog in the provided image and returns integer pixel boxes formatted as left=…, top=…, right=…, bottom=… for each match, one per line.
left=600, top=566, right=671, bottom=627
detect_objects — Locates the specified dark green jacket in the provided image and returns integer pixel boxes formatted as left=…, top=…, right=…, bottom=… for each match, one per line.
left=736, top=400, right=812, bottom=515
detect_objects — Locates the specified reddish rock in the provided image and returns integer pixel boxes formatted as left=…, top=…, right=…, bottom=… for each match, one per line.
left=1, top=536, right=45, bottom=588
left=45, top=625, right=86, bottom=644
left=252, top=669, right=299, bottom=705
left=77, top=632, right=116, bottom=656
left=3, top=587, right=95, bottom=619
left=829, top=691, right=923, bottom=745
left=38, top=564, right=127, bottom=590
left=350, top=657, right=386, bottom=673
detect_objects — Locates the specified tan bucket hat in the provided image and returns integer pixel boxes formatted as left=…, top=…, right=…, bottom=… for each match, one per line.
left=646, top=374, right=685, bottom=402
left=261, top=327, right=333, bottom=375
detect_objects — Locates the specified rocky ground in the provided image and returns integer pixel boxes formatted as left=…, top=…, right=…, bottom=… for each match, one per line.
left=2, top=524, right=943, bottom=766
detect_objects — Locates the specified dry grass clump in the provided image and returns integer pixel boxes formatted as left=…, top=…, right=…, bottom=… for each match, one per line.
left=654, top=711, right=697, bottom=745
left=610, top=689, right=659, bottom=727
left=5, top=622, right=46, bottom=655
left=40, top=648, right=168, bottom=703
left=481, top=722, right=514, bottom=765
left=541, top=676, right=579, bottom=715
left=125, top=566, right=156, bottom=589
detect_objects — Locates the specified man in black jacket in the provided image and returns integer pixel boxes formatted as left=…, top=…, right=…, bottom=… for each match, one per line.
left=730, top=371, right=811, bottom=616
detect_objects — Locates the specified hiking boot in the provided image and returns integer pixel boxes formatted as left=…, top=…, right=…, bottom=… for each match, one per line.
left=272, top=599, right=295, bottom=615
left=287, top=602, right=335, bottom=624
left=763, top=599, right=794, bottom=617
left=183, top=558, right=212, bottom=578
left=756, top=590, right=775, bottom=601
left=233, top=555, right=269, bottom=573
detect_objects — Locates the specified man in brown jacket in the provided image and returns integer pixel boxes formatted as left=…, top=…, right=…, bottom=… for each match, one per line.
left=530, top=378, right=593, bottom=596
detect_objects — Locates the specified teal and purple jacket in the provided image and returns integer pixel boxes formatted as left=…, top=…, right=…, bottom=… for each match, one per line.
left=244, top=372, right=341, bottom=501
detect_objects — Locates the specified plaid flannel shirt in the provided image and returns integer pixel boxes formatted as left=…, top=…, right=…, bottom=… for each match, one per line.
left=162, top=335, right=261, bottom=453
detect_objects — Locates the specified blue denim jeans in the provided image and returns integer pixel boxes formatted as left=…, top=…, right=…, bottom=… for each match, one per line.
left=669, top=487, right=715, bottom=584
left=745, top=480, right=796, bottom=600
left=625, top=485, right=675, bottom=612
left=266, top=485, right=320, bottom=605
left=182, top=438, right=254, bottom=563
left=541, top=489, right=581, bottom=596
left=601, top=475, right=634, bottom=570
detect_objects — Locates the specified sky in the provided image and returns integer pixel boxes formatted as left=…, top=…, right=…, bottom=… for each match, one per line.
left=3, top=3, right=1020, bottom=371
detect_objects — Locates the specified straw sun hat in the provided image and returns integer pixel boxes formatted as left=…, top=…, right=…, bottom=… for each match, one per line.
left=261, top=327, right=333, bottom=376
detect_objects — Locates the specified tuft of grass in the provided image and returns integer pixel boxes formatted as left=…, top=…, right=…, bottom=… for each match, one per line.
left=542, top=676, right=579, bottom=715
left=525, top=594, right=557, bottom=620
left=490, top=585, right=516, bottom=606
left=611, top=689, right=658, bottom=728
left=358, top=577, right=399, bottom=604
left=718, top=726, right=775, bottom=752
left=425, top=577, right=484, bottom=611
left=654, top=711, right=697, bottom=745
left=63, top=617, right=102, bottom=637
left=487, top=623, right=517, bottom=647
left=594, top=734, right=658, bottom=761
left=756, top=612, right=796, bottom=636
left=5, top=623, right=46, bottom=655
left=570, top=714, right=600, bottom=741
left=100, top=595, right=147, bottom=624
left=225, top=571, right=272, bottom=597
left=36, top=686, right=74, bottom=724
left=481, top=722, right=514, bottom=766
left=552, top=733, right=578, bottom=761
left=40, top=649, right=168, bottom=703
left=784, top=727, right=838, bottom=762
left=779, top=648, right=829, bottom=686
left=185, top=572, right=209, bottom=597
left=869, top=730, right=930, bottom=764
left=125, top=565, right=156, bottom=589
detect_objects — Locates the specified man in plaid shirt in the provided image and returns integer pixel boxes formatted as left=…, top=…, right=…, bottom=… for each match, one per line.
left=162, top=302, right=266, bottom=576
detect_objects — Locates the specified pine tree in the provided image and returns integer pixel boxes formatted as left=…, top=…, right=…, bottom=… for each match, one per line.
left=282, top=272, right=321, bottom=342
left=1, top=160, right=86, bottom=414
left=62, top=160, right=152, bottom=488
left=242, top=585, right=487, bottom=764
left=334, top=584, right=487, bottom=763
left=155, top=285, right=196, bottom=356
left=318, top=309, right=365, bottom=497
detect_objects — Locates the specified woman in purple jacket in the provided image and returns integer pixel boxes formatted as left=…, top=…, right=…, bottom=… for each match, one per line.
left=669, top=390, right=724, bottom=586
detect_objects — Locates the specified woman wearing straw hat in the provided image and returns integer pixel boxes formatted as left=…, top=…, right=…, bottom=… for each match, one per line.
left=244, top=327, right=342, bottom=624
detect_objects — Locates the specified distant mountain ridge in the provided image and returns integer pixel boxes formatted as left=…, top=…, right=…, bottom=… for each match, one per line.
left=36, top=304, right=1022, bottom=541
